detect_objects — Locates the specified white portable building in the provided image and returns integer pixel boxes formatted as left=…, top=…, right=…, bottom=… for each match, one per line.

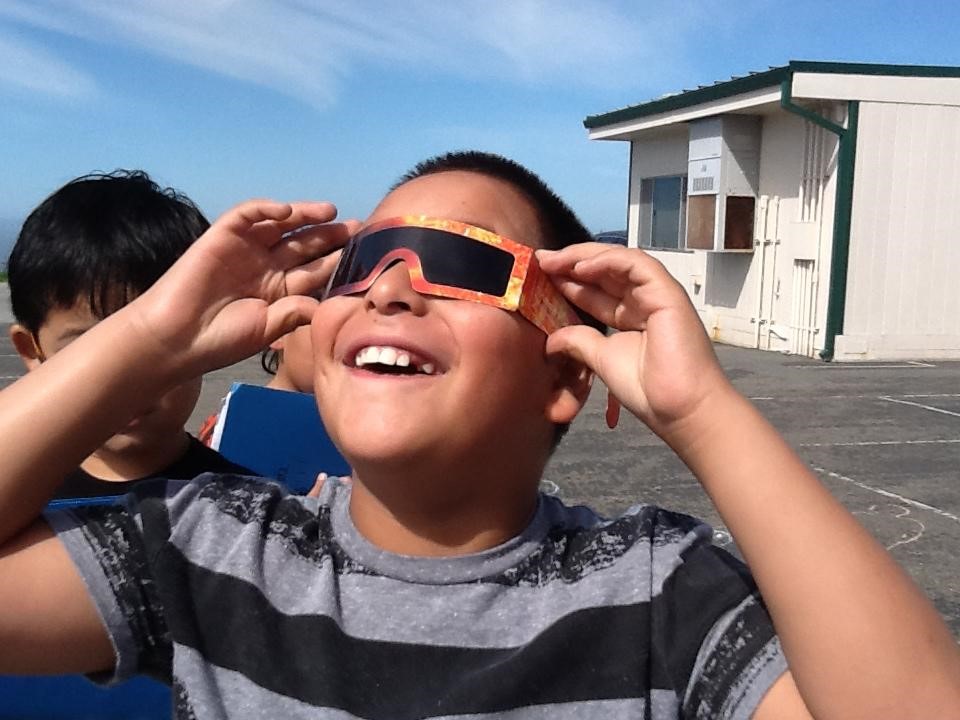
left=585, top=61, right=960, bottom=361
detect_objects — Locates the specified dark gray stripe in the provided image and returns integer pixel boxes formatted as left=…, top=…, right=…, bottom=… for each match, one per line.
left=175, top=646, right=656, bottom=720
left=157, top=542, right=666, bottom=717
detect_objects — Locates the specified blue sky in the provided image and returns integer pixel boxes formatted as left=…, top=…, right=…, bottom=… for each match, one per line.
left=2, top=0, right=960, bottom=254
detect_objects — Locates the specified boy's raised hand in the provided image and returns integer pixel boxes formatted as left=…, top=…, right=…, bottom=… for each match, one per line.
left=128, top=199, right=358, bottom=377
left=538, top=243, right=732, bottom=442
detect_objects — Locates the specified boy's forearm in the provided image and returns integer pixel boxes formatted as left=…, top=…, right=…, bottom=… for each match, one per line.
left=664, top=387, right=960, bottom=717
left=0, top=308, right=182, bottom=544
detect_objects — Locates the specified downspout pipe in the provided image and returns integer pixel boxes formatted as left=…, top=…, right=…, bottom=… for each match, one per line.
left=780, top=75, right=859, bottom=361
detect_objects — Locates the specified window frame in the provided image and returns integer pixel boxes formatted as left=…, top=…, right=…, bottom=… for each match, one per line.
left=638, top=174, right=688, bottom=250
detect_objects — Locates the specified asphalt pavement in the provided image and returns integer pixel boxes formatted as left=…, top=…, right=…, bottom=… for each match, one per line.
left=546, top=346, right=960, bottom=638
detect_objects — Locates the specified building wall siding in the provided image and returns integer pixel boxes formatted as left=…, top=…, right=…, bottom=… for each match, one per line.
left=841, top=101, right=960, bottom=359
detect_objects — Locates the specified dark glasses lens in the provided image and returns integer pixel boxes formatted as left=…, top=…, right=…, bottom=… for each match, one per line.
left=329, top=226, right=517, bottom=297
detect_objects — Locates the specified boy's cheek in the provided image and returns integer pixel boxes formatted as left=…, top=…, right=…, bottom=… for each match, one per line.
left=309, top=303, right=345, bottom=363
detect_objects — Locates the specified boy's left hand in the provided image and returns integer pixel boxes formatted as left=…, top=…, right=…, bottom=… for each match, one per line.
left=537, top=243, right=732, bottom=442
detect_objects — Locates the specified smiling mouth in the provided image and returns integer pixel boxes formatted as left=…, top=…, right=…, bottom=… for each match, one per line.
left=353, top=345, right=438, bottom=376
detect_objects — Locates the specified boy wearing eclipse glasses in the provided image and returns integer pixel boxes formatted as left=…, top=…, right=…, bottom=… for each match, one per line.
left=0, top=152, right=956, bottom=719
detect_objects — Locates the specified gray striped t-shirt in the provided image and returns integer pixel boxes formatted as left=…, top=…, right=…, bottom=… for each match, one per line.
left=48, top=473, right=787, bottom=719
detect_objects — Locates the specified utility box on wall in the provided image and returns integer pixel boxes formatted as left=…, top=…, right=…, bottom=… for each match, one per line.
left=686, top=115, right=761, bottom=251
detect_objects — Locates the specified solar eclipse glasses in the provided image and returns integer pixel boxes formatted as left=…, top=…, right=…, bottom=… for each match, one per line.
left=324, top=216, right=580, bottom=335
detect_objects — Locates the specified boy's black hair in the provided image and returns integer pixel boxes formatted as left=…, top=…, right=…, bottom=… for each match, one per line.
left=396, top=151, right=606, bottom=448
left=261, top=348, right=280, bottom=375
left=9, top=170, right=209, bottom=333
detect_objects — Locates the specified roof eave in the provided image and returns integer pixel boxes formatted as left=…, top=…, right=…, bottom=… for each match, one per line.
left=587, top=86, right=782, bottom=141
left=584, top=60, right=960, bottom=132
left=583, top=66, right=789, bottom=130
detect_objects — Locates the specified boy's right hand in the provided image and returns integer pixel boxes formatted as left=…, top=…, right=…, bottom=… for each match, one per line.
left=126, top=200, right=358, bottom=379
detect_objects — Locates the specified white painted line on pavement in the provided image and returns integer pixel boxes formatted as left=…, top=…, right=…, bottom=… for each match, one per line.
left=901, top=393, right=960, bottom=398
left=878, top=396, right=960, bottom=419
left=801, top=438, right=960, bottom=448
left=750, top=393, right=960, bottom=402
left=785, top=363, right=936, bottom=369
left=813, top=466, right=960, bottom=524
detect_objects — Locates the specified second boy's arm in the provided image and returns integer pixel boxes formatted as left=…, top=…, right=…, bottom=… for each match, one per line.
left=0, top=200, right=354, bottom=673
left=539, top=244, right=960, bottom=719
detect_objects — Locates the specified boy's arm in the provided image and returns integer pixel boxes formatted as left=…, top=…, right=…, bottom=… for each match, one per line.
left=0, top=520, right=115, bottom=674
left=0, top=200, right=355, bottom=672
left=539, top=244, right=960, bottom=719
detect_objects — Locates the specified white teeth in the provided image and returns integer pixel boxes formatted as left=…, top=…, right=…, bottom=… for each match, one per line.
left=378, top=347, right=398, bottom=365
left=354, top=346, right=379, bottom=367
left=354, top=346, right=434, bottom=375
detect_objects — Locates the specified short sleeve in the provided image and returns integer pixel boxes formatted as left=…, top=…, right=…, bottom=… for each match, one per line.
left=44, top=497, right=173, bottom=685
left=648, top=515, right=787, bottom=719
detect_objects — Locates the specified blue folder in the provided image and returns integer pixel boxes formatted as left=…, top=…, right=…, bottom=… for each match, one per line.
left=0, top=675, right=169, bottom=720
left=211, top=382, right=350, bottom=491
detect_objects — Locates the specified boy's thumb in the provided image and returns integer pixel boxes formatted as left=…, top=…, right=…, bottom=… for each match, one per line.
left=263, top=295, right=320, bottom=343
left=545, top=325, right=606, bottom=373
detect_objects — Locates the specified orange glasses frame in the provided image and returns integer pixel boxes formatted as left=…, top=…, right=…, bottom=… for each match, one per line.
left=327, top=216, right=580, bottom=335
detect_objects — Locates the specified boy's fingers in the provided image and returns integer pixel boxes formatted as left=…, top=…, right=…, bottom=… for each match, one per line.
left=539, top=244, right=670, bottom=293
left=570, top=248, right=670, bottom=290
left=553, top=280, right=622, bottom=327
left=307, top=473, right=328, bottom=498
left=536, top=243, right=612, bottom=271
left=606, top=392, right=621, bottom=429
left=261, top=295, right=320, bottom=343
left=270, top=221, right=354, bottom=270
left=270, top=202, right=340, bottom=234
left=218, top=200, right=340, bottom=247
left=545, top=324, right=607, bottom=373
left=341, top=219, right=362, bottom=236
left=220, top=199, right=294, bottom=233
left=285, top=251, right=344, bottom=297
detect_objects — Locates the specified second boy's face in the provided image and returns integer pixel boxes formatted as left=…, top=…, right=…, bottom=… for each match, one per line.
left=270, top=325, right=314, bottom=394
left=17, top=302, right=201, bottom=456
left=311, top=171, right=578, bottom=471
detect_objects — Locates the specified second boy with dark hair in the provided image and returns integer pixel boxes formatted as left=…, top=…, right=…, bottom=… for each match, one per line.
left=7, top=170, right=250, bottom=500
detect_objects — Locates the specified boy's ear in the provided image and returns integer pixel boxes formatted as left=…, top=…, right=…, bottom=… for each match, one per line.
left=543, top=353, right=593, bottom=425
left=9, top=324, right=43, bottom=371
left=268, top=336, right=287, bottom=352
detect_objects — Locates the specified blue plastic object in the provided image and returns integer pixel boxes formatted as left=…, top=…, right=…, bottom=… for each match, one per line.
left=0, top=675, right=169, bottom=720
left=212, top=383, right=349, bottom=491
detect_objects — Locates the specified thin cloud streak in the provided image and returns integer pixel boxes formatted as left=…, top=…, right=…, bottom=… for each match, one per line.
left=0, top=0, right=716, bottom=109
left=0, top=30, right=98, bottom=100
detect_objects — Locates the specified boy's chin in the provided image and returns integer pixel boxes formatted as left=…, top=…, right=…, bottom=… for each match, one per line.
left=337, top=432, right=453, bottom=476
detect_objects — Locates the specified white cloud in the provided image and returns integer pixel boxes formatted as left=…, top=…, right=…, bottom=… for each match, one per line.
left=0, top=0, right=717, bottom=108
left=0, top=29, right=97, bottom=99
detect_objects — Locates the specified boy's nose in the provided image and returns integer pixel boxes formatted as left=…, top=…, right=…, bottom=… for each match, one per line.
left=364, top=260, right=428, bottom=317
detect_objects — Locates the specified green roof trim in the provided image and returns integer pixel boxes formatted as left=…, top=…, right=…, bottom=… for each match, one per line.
left=584, top=60, right=960, bottom=130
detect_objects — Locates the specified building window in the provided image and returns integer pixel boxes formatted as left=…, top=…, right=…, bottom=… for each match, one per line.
left=799, top=117, right=830, bottom=222
left=639, top=175, right=687, bottom=249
